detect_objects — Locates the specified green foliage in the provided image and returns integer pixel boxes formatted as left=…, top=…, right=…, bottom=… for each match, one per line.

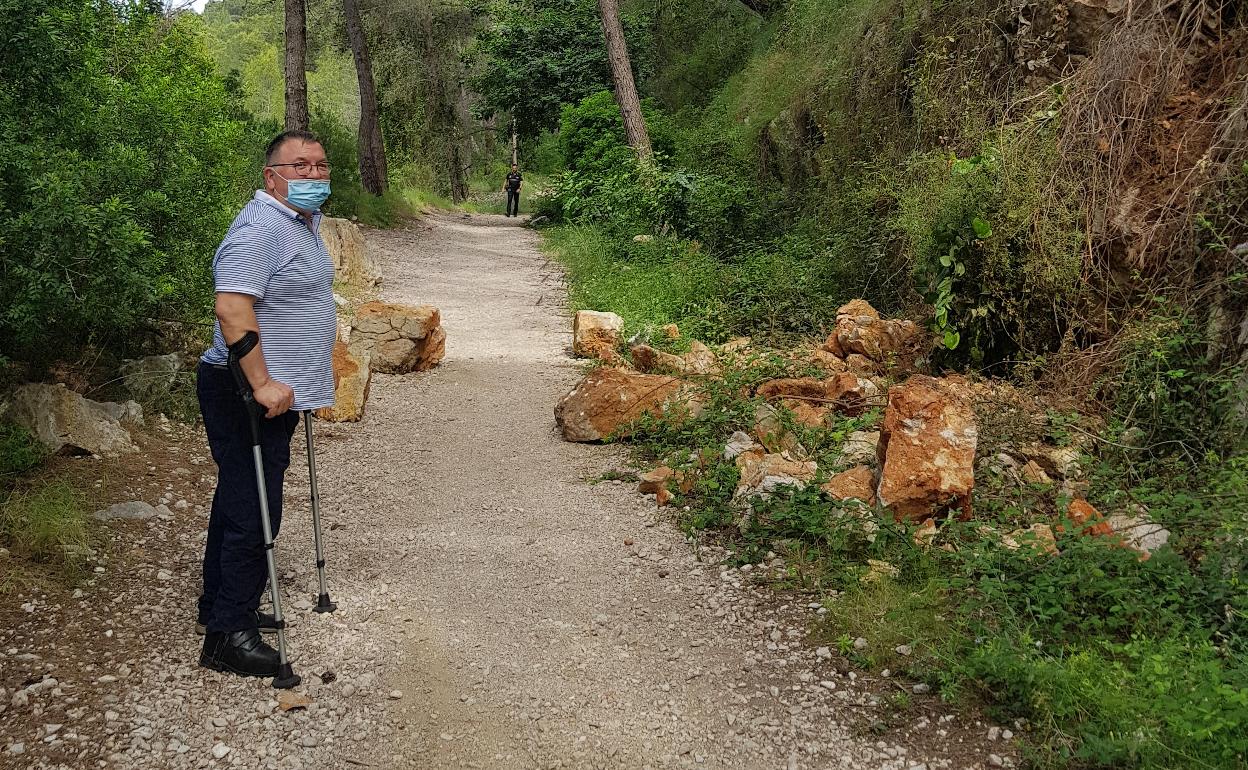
left=0, top=0, right=250, bottom=361
left=0, top=425, right=46, bottom=485
left=0, top=482, right=91, bottom=567
left=557, top=91, right=676, bottom=176
left=470, top=0, right=621, bottom=139
left=895, top=128, right=1084, bottom=367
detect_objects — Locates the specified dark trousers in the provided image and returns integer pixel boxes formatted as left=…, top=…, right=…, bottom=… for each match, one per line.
left=506, top=188, right=520, bottom=216
left=196, top=362, right=299, bottom=633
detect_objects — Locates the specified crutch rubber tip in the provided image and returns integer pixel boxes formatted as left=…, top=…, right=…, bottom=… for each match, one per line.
left=272, top=664, right=301, bottom=690
left=314, top=594, right=337, bottom=613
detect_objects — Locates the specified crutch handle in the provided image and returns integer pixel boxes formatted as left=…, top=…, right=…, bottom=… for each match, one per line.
left=226, top=331, right=264, bottom=445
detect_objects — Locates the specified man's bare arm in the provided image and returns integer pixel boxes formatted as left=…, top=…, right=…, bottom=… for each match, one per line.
left=215, top=292, right=295, bottom=418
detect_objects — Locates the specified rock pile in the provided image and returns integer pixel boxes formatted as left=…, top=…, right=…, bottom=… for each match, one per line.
left=554, top=368, right=702, bottom=442
left=572, top=310, right=623, bottom=361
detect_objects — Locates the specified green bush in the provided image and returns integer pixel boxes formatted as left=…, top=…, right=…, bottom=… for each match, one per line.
left=0, top=424, right=45, bottom=485
left=0, top=0, right=251, bottom=361
left=557, top=90, right=676, bottom=177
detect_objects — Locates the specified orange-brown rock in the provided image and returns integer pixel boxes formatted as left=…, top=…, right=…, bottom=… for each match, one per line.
left=821, top=465, right=877, bottom=505
left=350, top=302, right=445, bottom=374
left=876, top=375, right=978, bottom=520
left=1003, top=523, right=1060, bottom=556
left=824, top=372, right=882, bottom=417
left=809, top=349, right=849, bottom=372
left=1063, top=498, right=1114, bottom=537
left=573, top=310, right=624, bottom=360
left=753, top=403, right=806, bottom=455
left=314, top=342, right=372, bottom=423
left=555, top=368, right=700, bottom=442
left=632, top=340, right=719, bottom=376
left=820, top=300, right=922, bottom=366
left=662, top=323, right=681, bottom=339
left=756, top=378, right=827, bottom=401
left=639, top=466, right=674, bottom=495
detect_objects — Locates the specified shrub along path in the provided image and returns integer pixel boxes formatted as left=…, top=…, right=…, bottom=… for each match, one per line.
left=0, top=213, right=1011, bottom=770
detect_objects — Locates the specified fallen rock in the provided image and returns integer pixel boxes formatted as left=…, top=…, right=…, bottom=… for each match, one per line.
left=92, top=502, right=158, bottom=522
left=1064, top=498, right=1113, bottom=537
left=631, top=344, right=687, bottom=374
left=836, top=431, right=880, bottom=468
left=821, top=300, right=922, bottom=367
left=0, top=384, right=139, bottom=455
left=735, top=450, right=817, bottom=499
left=631, top=341, right=719, bottom=376
left=821, top=465, right=877, bottom=505
left=320, top=216, right=379, bottom=286
left=824, top=372, right=882, bottom=417
left=638, top=467, right=674, bottom=495
left=349, top=302, right=445, bottom=374
left=809, top=349, right=849, bottom=372
left=1108, top=513, right=1171, bottom=558
left=118, top=353, right=183, bottom=401
left=662, top=323, right=680, bottom=339
left=753, top=402, right=806, bottom=455
left=314, top=342, right=372, bottom=423
left=555, top=368, right=700, bottom=442
left=756, top=378, right=827, bottom=401
left=572, top=310, right=624, bottom=360
left=724, top=431, right=759, bottom=460
left=1002, top=523, right=1060, bottom=556
left=876, top=376, right=977, bottom=520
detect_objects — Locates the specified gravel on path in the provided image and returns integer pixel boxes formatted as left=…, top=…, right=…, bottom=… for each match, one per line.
left=0, top=212, right=1012, bottom=770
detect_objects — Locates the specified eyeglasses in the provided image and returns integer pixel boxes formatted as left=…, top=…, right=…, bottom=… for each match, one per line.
left=268, top=161, right=332, bottom=176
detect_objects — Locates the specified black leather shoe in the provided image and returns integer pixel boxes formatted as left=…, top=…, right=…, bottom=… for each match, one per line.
left=199, top=629, right=280, bottom=678
left=196, top=610, right=278, bottom=635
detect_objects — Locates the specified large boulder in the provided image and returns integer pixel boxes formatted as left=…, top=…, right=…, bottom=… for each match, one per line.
left=349, top=302, right=445, bottom=374
left=320, top=217, right=379, bottom=287
left=314, top=342, right=372, bottom=423
left=572, top=311, right=624, bottom=360
left=118, top=353, right=183, bottom=401
left=821, top=300, right=923, bottom=367
left=555, top=368, right=701, bottom=442
left=0, top=383, right=141, bottom=456
left=876, top=376, right=978, bottom=520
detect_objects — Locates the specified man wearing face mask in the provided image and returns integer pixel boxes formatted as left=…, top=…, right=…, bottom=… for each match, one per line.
left=194, top=131, right=337, bottom=678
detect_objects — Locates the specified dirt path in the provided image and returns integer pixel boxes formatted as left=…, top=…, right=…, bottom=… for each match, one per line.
left=1, top=213, right=1008, bottom=770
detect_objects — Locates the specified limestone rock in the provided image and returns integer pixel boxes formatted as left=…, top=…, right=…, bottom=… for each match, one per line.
left=555, top=368, right=700, bottom=442
left=572, top=311, right=624, bottom=360
left=753, top=402, right=806, bottom=455
left=1064, top=498, right=1113, bottom=537
left=821, top=300, right=923, bottom=367
left=314, top=342, right=372, bottom=423
left=639, top=466, right=674, bottom=495
left=821, top=465, right=877, bottom=505
left=662, top=323, right=680, bottom=339
left=1108, top=513, right=1171, bottom=558
left=724, top=431, right=759, bottom=460
left=837, top=430, right=880, bottom=468
left=0, top=384, right=139, bottom=455
left=1002, top=523, right=1059, bottom=556
left=320, top=217, right=379, bottom=287
left=118, top=353, right=183, bottom=401
left=876, top=376, right=977, bottom=520
left=734, top=450, right=817, bottom=499
left=349, top=302, right=445, bottom=374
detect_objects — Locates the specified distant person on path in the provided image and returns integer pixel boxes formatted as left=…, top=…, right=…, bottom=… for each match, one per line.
left=503, top=163, right=523, bottom=217
left=195, top=130, right=337, bottom=679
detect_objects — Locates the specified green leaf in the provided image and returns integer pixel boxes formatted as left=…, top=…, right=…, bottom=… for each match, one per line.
left=943, top=329, right=961, bottom=349
left=971, top=217, right=993, bottom=239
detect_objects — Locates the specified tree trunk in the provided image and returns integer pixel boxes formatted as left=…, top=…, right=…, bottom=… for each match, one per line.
left=511, top=114, right=519, bottom=166
left=283, top=0, right=309, bottom=131
left=596, top=0, right=652, bottom=160
left=343, top=0, right=387, bottom=195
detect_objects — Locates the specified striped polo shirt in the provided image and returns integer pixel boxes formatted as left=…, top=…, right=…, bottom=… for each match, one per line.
left=201, top=191, right=337, bottom=411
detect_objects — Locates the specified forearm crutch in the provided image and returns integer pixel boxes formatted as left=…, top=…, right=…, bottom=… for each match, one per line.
left=302, top=411, right=337, bottom=613
left=227, top=331, right=300, bottom=690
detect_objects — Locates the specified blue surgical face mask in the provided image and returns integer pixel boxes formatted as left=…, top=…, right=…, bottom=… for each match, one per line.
left=277, top=175, right=331, bottom=212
